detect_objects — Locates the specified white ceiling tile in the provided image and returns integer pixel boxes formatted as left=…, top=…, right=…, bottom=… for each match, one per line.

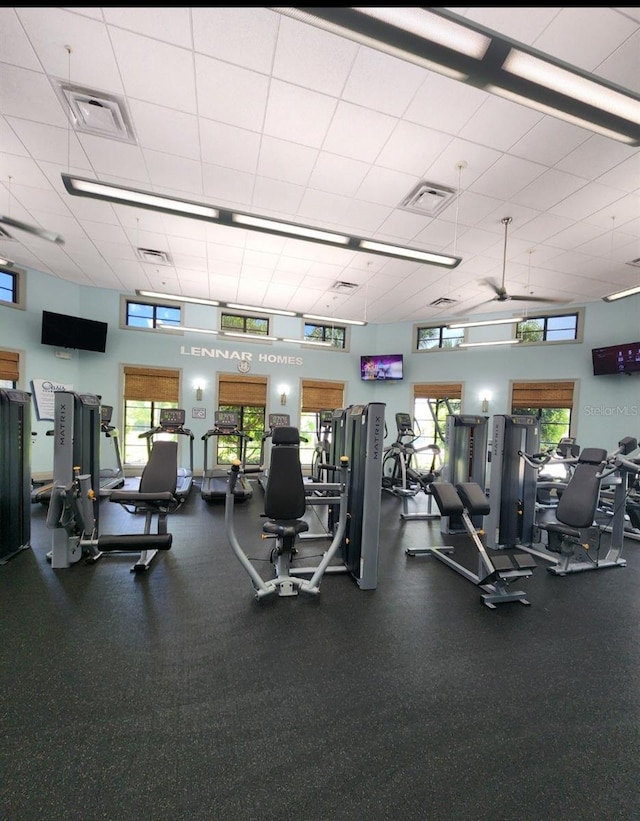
left=272, top=15, right=356, bottom=95
left=263, top=80, right=337, bottom=149
left=549, top=182, right=628, bottom=221
left=342, top=47, right=427, bottom=117
left=6, top=117, right=91, bottom=169
left=376, top=121, right=452, bottom=176
left=195, top=55, right=269, bottom=132
left=323, top=101, right=397, bottom=163
left=0, top=65, right=67, bottom=127
left=193, top=8, right=278, bottom=73
left=459, top=96, right=544, bottom=152
left=144, top=150, right=204, bottom=197
left=199, top=119, right=261, bottom=176
left=77, top=133, right=149, bottom=183
left=251, top=177, right=305, bottom=216
left=257, top=137, right=318, bottom=187
left=104, top=7, right=192, bottom=48
left=0, top=8, right=41, bottom=70
left=511, top=169, right=589, bottom=211
left=307, top=153, right=370, bottom=198
left=404, top=72, right=486, bottom=134
left=110, top=27, right=197, bottom=113
left=128, top=99, right=200, bottom=160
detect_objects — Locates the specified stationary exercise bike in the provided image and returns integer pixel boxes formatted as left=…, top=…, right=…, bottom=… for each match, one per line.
left=382, top=412, right=442, bottom=520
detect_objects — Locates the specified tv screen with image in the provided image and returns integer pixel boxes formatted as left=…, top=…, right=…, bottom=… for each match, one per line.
left=360, top=354, right=403, bottom=381
left=592, top=341, right=640, bottom=375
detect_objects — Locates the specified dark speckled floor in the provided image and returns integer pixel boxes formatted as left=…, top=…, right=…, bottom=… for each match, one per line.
left=2, top=483, right=640, bottom=821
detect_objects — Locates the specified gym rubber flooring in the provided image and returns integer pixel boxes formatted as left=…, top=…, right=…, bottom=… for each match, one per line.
left=2, top=483, right=639, bottom=821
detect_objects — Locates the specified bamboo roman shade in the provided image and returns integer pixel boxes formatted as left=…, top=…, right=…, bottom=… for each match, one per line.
left=512, top=381, right=575, bottom=409
left=0, top=350, right=19, bottom=383
left=413, top=382, right=462, bottom=400
left=218, top=374, right=267, bottom=406
left=123, top=366, right=179, bottom=402
left=301, top=379, right=345, bottom=412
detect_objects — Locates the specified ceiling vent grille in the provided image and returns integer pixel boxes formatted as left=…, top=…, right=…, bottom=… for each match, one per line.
left=137, top=248, right=172, bottom=266
left=330, top=280, right=359, bottom=294
left=400, top=181, right=456, bottom=217
left=52, top=80, right=137, bottom=144
left=430, top=297, right=457, bottom=306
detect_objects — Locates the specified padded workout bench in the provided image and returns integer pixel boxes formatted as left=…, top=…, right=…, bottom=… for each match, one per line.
left=406, top=481, right=536, bottom=608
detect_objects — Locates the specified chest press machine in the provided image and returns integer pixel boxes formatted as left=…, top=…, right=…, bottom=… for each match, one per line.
left=521, top=437, right=639, bottom=575
left=406, top=481, right=536, bottom=608
left=225, top=425, right=350, bottom=600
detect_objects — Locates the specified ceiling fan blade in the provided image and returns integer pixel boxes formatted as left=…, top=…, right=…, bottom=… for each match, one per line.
left=0, top=215, right=64, bottom=245
left=480, top=277, right=504, bottom=297
left=508, top=294, right=569, bottom=303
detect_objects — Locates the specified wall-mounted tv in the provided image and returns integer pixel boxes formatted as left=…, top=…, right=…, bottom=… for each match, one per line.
left=360, top=354, right=403, bottom=381
left=41, top=310, right=108, bottom=353
left=592, top=341, right=640, bottom=375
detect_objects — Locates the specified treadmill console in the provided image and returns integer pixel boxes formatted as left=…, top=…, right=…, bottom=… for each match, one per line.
left=215, top=411, right=239, bottom=434
left=268, top=413, right=290, bottom=428
left=160, top=408, right=186, bottom=428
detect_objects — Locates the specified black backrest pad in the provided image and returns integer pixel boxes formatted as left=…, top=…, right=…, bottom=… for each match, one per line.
left=264, top=431, right=306, bottom=520
left=430, top=482, right=464, bottom=516
left=140, top=440, right=178, bottom=495
left=271, top=425, right=300, bottom=446
left=556, top=452, right=606, bottom=528
left=456, top=482, right=491, bottom=516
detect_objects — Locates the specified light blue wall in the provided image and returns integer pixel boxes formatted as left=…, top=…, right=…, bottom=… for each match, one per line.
left=1, top=267, right=639, bottom=474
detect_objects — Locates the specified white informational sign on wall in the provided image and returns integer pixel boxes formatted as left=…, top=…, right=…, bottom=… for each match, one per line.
left=30, top=379, right=74, bottom=421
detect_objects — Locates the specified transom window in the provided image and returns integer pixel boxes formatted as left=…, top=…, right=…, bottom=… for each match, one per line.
left=0, top=269, right=17, bottom=304
left=126, top=300, right=181, bottom=329
left=303, top=322, right=346, bottom=349
left=416, top=324, right=464, bottom=350
left=516, top=313, right=578, bottom=343
left=221, top=312, right=269, bottom=336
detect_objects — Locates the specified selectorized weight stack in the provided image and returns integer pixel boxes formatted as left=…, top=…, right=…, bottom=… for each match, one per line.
left=0, top=388, right=32, bottom=564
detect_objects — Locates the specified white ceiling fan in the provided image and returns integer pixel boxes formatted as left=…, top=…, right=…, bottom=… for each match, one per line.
left=479, top=216, right=564, bottom=305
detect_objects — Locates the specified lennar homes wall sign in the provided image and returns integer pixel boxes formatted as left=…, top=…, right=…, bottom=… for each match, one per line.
left=179, top=345, right=303, bottom=366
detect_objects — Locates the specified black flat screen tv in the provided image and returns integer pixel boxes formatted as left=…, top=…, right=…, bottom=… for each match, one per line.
left=360, top=354, right=403, bottom=381
left=41, top=310, right=108, bottom=353
left=592, top=341, right=640, bottom=375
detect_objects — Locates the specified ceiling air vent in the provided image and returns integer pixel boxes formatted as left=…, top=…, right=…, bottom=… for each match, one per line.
left=430, top=297, right=457, bottom=307
left=330, top=281, right=359, bottom=294
left=137, top=248, right=172, bottom=266
left=400, top=181, right=456, bottom=217
left=52, top=80, right=137, bottom=144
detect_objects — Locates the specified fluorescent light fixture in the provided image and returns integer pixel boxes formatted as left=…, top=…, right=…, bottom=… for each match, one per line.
left=358, top=239, right=459, bottom=267
left=602, top=285, right=640, bottom=302
left=157, top=323, right=218, bottom=335
left=231, top=213, right=350, bottom=245
left=272, top=8, right=640, bottom=146
left=459, top=339, right=522, bottom=348
left=137, top=289, right=219, bottom=307
left=62, top=173, right=461, bottom=270
left=303, top=313, right=367, bottom=326
left=226, top=302, right=297, bottom=317
left=62, top=175, right=218, bottom=219
left=281, top=337, right=332, bottom=347
left=448, top=316, right=523, bottom=329
left=220, top=331, right=279, bottom=342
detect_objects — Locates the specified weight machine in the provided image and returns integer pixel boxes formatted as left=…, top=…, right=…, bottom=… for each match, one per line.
left=520, top=437, right=640, bottom=575
left=381, top=412, right=442, bottom=520
left=406, top=481, right=536, bottom=608
left=0, top=388, right=32, bottom=564
left=225, top=425, right=350, bottom=599
left=440, top=414, right=489, bottom=534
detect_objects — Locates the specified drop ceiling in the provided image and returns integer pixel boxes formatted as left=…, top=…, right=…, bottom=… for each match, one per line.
left=1, top=7, right=639, bottom=325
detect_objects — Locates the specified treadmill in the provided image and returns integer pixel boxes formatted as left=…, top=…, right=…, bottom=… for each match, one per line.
left=257, top=412, right=290, bottom=492
left=201, top=411, right=253, bottom=503
left=99, top=404, right=125, bottom=496
left=139, top=408, right=194, bottom=504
